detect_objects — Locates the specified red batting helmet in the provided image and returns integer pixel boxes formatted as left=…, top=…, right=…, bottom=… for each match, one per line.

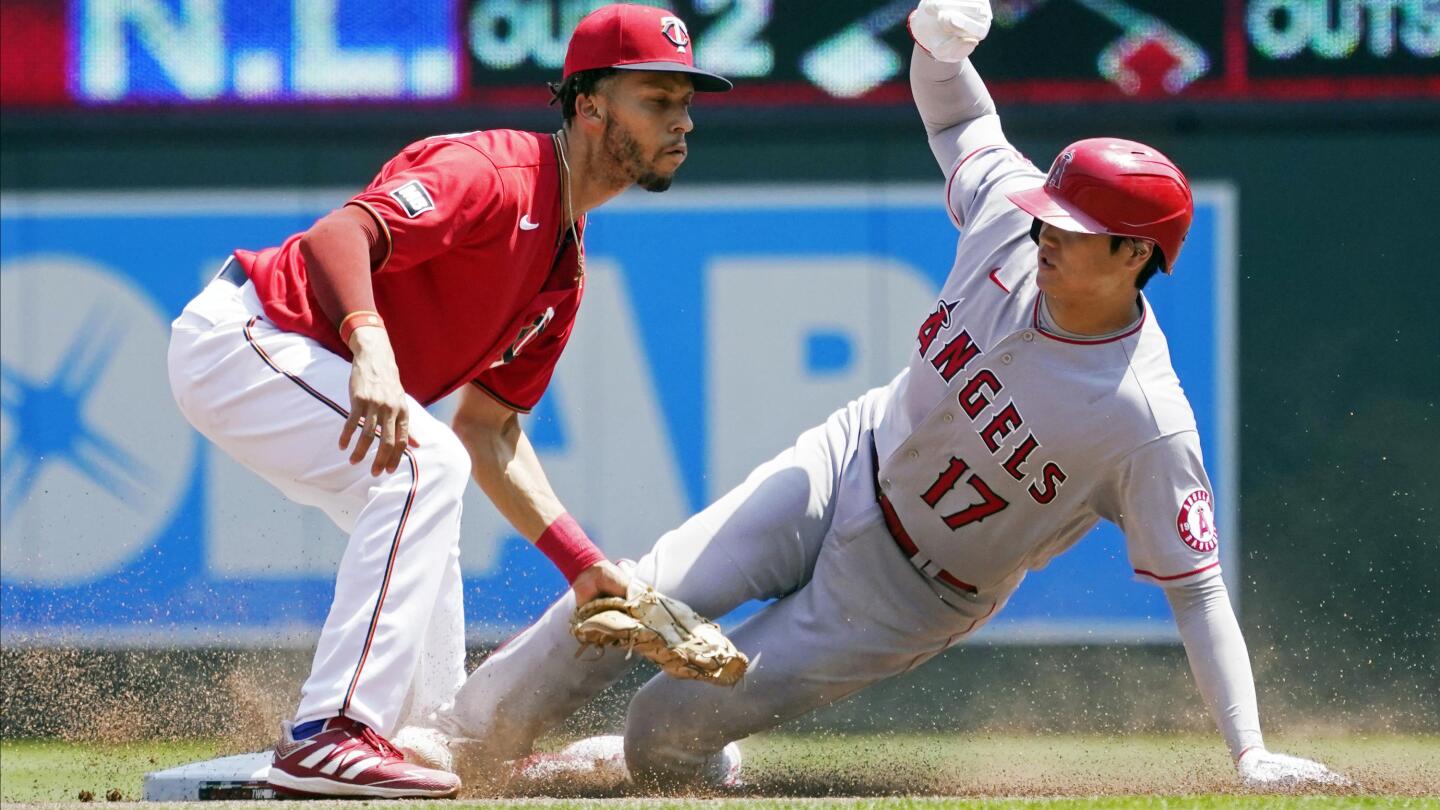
left=1006, top=138, right=1193, bottom=273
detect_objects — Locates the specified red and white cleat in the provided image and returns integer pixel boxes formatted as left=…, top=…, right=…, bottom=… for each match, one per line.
left=266, top=718, right=461, bottom=799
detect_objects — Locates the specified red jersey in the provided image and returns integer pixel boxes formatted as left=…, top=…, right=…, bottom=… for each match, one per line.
left=236, top=130, right=585, bottom=411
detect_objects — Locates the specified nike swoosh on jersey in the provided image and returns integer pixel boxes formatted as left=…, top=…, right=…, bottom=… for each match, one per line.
left=519, top=215, right=540, bottom=231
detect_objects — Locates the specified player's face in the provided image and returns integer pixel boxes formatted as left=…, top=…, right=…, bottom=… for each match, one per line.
left=599, top=72, right=695, bottom=192
left=1034, top=222, right=1151, bottom=303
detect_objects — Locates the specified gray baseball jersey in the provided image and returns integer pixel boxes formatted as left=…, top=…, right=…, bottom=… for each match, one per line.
left=873, top=139, right=1221, bottom=602
left=425, top=56, right=1254, bottom=784
left=432, top=133, right=1230, bottom=768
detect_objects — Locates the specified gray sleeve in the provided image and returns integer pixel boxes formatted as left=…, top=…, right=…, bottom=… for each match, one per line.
left=911, top=44, right=1040, bottom=232
left=1164, top=575, right=1265, bottom=760
left=909, top=45, right=1003, bottom=173
left=1092, top=431, right=1224, bottom=586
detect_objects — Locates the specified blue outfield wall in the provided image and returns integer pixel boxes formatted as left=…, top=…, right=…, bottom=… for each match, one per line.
left=0, top=183, right=1236, bottom=645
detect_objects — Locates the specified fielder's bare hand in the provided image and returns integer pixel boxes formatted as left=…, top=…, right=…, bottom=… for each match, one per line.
left=572, top=560, right=630, bottom=605
left=342, top=325, right=411, bottom=476
left=1237, top=748, right=1352, bottom=791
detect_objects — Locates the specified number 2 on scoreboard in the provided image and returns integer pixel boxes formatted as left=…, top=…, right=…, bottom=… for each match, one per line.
left=692, top=0, right=774, bottom=76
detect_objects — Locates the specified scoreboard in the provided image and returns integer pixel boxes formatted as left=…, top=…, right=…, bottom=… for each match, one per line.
left=465, top=0, right=1440, bottom=103
left=0, top=1, right=1437, bottom=107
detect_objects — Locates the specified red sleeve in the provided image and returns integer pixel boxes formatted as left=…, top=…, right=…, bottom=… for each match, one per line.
left=471, top=303, right=578, bottom=414
left=346, top=139, right=507, bottom=273
left=301, top=207, right=387, bottom=329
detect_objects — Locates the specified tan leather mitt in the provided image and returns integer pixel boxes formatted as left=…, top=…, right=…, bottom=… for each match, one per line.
left=571, top=583, right=748, bottom=686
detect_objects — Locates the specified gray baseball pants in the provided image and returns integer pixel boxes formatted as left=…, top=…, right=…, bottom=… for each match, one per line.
left=433, top=385, right=1002, bottom=780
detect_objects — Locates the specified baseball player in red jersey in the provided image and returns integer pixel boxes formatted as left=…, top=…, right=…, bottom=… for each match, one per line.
left=388, top=0, right=1349, bottom=795
left=165, top=4, right=729, bottom=799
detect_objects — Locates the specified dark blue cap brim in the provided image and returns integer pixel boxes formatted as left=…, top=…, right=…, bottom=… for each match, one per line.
left=612, top=62, right=733, bottom=92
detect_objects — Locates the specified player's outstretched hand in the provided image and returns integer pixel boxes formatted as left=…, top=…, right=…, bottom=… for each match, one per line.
left=342, top=325, right=411, bottom=476
left=909, top=0, right=992, bottom=63
left=571, top=560, right=629, bottom=605
left=1237, top=748, right=1352, bottom=791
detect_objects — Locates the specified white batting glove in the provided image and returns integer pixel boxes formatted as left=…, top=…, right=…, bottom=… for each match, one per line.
left=908, top=0, right=993, bottom=63
left=1236, top=748, right=1352, bottom=791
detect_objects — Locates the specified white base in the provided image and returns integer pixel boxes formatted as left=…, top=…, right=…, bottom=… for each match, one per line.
left=142, top=751, right=274, bottom=801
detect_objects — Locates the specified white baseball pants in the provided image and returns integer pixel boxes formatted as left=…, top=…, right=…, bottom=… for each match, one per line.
left=435, top=385, right=1005, bottom=779
left=167, top=272, right=468, bottom=735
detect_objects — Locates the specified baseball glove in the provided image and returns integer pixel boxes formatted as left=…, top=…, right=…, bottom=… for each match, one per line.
left=571, top=583, right=748, bottom=686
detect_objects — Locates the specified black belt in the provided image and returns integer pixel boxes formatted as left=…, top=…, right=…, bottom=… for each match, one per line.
left=216, top=256, right=248, bottom=285
left=870, top=439, right=979, bottom=596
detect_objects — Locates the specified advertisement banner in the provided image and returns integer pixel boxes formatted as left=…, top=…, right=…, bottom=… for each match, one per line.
left=0, top=183, right=1236, bottom=645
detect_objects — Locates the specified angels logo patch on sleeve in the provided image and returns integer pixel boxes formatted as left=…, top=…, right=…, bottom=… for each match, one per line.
left=389, top=180, right=435, bottom=218
left=1176, top=489, right=1219, bottom=552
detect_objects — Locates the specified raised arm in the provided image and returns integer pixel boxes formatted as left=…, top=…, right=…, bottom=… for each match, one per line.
left=908, top=0, right=1005, bottom=172
left=910, top=50, right=996, bottom=142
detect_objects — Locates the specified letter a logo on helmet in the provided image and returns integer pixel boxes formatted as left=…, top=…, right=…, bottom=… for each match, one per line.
left=1007, top=138, right=1194, bottom=274
left=660, top=16, right=690, bottom=52
left=1047, top=151, right=1074, bottom=190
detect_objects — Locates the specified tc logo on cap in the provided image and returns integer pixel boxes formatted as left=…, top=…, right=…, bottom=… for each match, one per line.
left=660, top=16, right=690, bottom=52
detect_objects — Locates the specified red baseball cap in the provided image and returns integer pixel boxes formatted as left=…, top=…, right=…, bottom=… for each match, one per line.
left=563, top=4, right=732, bottom=92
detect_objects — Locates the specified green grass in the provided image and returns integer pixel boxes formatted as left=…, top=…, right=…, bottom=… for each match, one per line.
left=0, top=738, right=220, bottom=803
left=1, top=734, right=1436, bottom=807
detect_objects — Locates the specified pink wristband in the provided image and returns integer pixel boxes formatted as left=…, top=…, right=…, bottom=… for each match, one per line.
left=535, top=513, right=606, bottom=584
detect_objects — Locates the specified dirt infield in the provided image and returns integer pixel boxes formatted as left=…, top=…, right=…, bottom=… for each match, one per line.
left=8, top=643, right=1435, bottom=745
left=500, top=733, right=1440, bottom=800
left=3, top=646, right=1437, bottom=802
left=0, top=647, right=306, bottom=747
left=3, top=733, right=1438, bottom=804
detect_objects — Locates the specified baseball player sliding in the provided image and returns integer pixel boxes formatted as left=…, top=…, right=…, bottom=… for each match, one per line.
left=166, top=4, right=729, bottom=799
left=391, top=0, right=1352, bottom=794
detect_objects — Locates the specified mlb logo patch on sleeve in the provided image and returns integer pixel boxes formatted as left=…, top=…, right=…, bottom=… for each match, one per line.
left=390, top=180, right=436, bottom=218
